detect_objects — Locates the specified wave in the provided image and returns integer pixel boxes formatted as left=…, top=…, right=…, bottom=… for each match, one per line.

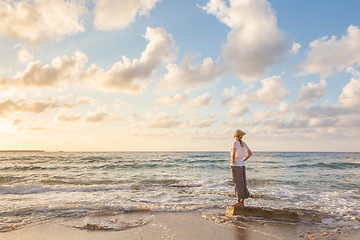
left=287, top=162, right=360, bottom=170
left=0, top=166, right=70, bottom=171
left=40, top=179, right=120, bottom=186
left=0, top=184, right=129, bottom=195
left=80, top=156, right=109, bottom=162
left=248, top=178, right=302, bottom=187
left=0, top=176, right=22, bottom=184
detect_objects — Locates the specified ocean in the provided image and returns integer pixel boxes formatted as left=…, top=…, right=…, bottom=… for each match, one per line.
left=0, top=151, right=359, bottom=233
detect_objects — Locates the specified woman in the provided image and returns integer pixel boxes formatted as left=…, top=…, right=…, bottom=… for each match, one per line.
left=230, top=129, right=252, bottom=207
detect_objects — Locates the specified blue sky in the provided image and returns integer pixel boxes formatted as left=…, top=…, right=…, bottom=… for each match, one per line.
left=0, top=0, right=360, bottom=152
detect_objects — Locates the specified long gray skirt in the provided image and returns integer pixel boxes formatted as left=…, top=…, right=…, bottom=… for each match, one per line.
left=231, top=166, right=250, bottom=201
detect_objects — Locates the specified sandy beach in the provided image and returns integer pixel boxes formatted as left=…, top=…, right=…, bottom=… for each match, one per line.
left=0, top=211, right=301, bottom=240
left=1, top=210, right=358, bottom=240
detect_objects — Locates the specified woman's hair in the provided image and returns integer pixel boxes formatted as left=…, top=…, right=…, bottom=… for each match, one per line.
left=234, top=129, right=246, bottom=141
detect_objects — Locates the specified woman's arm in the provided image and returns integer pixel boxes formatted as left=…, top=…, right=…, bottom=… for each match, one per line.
left=243, top=149, right=252, bottom=162
left=231, top=147, right=237, bottom=163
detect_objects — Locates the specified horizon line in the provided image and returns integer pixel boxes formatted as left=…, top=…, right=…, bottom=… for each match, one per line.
left=1, top=150, right=359, bottom=153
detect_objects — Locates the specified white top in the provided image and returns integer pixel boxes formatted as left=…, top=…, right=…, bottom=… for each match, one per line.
left=230, top=141, right=250, bottom=166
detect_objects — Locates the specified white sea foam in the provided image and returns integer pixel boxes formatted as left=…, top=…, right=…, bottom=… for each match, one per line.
left=0, top=184, right=130, bottom=195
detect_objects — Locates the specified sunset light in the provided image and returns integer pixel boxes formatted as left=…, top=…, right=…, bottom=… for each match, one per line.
left=0, top=0, right=359, bottom=152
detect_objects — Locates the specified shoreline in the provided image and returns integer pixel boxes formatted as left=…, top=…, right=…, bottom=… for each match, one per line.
left=1, top=210, right=358, bottom=240
left=1, top=150, right=359, bottom=153
left=0, top=150, right=45, bottom=153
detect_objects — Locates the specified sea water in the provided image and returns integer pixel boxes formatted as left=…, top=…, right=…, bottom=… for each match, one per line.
left=0, top=151, right=359, bottom=232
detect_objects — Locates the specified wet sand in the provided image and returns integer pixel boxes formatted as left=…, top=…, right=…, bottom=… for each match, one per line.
left=0, top=211, right=358, bottom=240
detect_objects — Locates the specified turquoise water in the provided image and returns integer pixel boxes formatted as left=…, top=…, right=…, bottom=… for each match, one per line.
left=0, top=151, right=359, bottom=232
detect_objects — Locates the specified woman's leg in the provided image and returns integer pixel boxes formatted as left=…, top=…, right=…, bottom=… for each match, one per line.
left=231, top=167, right=241, bottom=205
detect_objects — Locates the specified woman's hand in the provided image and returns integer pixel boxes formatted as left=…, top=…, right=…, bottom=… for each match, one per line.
left=243, top=149, right=252, bottom=162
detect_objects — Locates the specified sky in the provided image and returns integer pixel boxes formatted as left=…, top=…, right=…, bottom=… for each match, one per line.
left=0, top=0, right=360, bottom=152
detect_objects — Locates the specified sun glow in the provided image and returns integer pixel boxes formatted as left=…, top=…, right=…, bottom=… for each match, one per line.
left=0, top=123, right=17, bottom=133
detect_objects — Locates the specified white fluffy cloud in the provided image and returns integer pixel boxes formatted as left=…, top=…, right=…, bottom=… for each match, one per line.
left=0, top=99, right=58, bottom=117
left=226, top=75, right=289, bottom=118
left=157, top=92, right=213, bottom=110
left=156, top=93, right=189, bottom=106
left=300, top=25, right=360, bottom=78
left=0, top=0, right=86, bottom=43
left=86, top=112, right=108, bottom=123
left=291, top=42, right=301, bottom=55
left=296, top=105, right=351, bottom=119
left=250, top=75, right=289, bottom=106
left=297, top=79, right=327, bottom=105
left=184, top=113, right=216, bottom=128
left=57, top=113, right=82, bottom=122
left=148, top=112, right=181, bottom=128
left=17, top=48, right=33, bottom=62
left=79, top=27, right=176, bottom=93
left=0, top=51, right=87, bottom=89
left=221, top=87, right=236, bottom=105
left=261, top=102, right=360, bottom=134
left=2, top=27, right=174, bottom=93
left=94, top=0, right=161, bottom=30
left=202, top=0, right=287, bottom=82
left=62, top=96, right=96, bottom=109
left=183, top=93, right=213, bottom=110
left=160, top=53, right=226, bottom=90
left=226, top=106, right=249, bottom=118
left=1, top=26, right=177, bottom=95
left=339, top=77, right=360, bottom=109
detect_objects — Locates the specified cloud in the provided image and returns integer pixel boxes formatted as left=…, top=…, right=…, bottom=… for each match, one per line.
left=308, top=118, right=338, bottom=128
left=0, top=99, right=58, bottom=118
left=0, top=0, right=86, bottom=43
left=57, top=113, right=82, bottom=122
left=12, top=119, right=22, bottom=126
left=184, top=113, right=216, bottom=128
left=277, top=102, right=293, bottom=115
left=0, top=50, right=87, bottom=89
left=291, top=42, right=301, bottom=55
left=202, top=0, right=287, bottom=82
left=220, top=87, right=236, bottom=105
left=226, top=75, right=289, bottom=117
left=183, top=93, right=213, bottom=110
left=62, top=97, right=96, bottom=109
left=300, top=25, right=360, bottom=78
left=156, top=93, right=189, bottom=106
left=226, top=106, right=249, bottom=118
left=86, top=112, right=108, bottom=122
left=249, top=75, right=289, bottom=106
left=337, top=115, right=360, bottom=128
left=94, top=0, right=161, bottom=30
left=247, top=101, right=291, bottom=124
left=148, top=112, right=181, bottom=128
left=263, top=104, right=356, bottom=130
left=79, top=27, right=176, bottom=93
left=17, top=48, right=33, bottom=62
left=296, top=105, right=352, bottom=118
left=264, top=117, right=310, bottom=129
left=132, top=131, right=177, bottom=139
left=339, top=75, right=360, bottom=109
left=254, top=108, right=273, bottom=119
left=297, top=79, right=327, bottom=105
left=109, top=115, right=125, bottom=122
left=159, top=53, right=226, bottom=90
